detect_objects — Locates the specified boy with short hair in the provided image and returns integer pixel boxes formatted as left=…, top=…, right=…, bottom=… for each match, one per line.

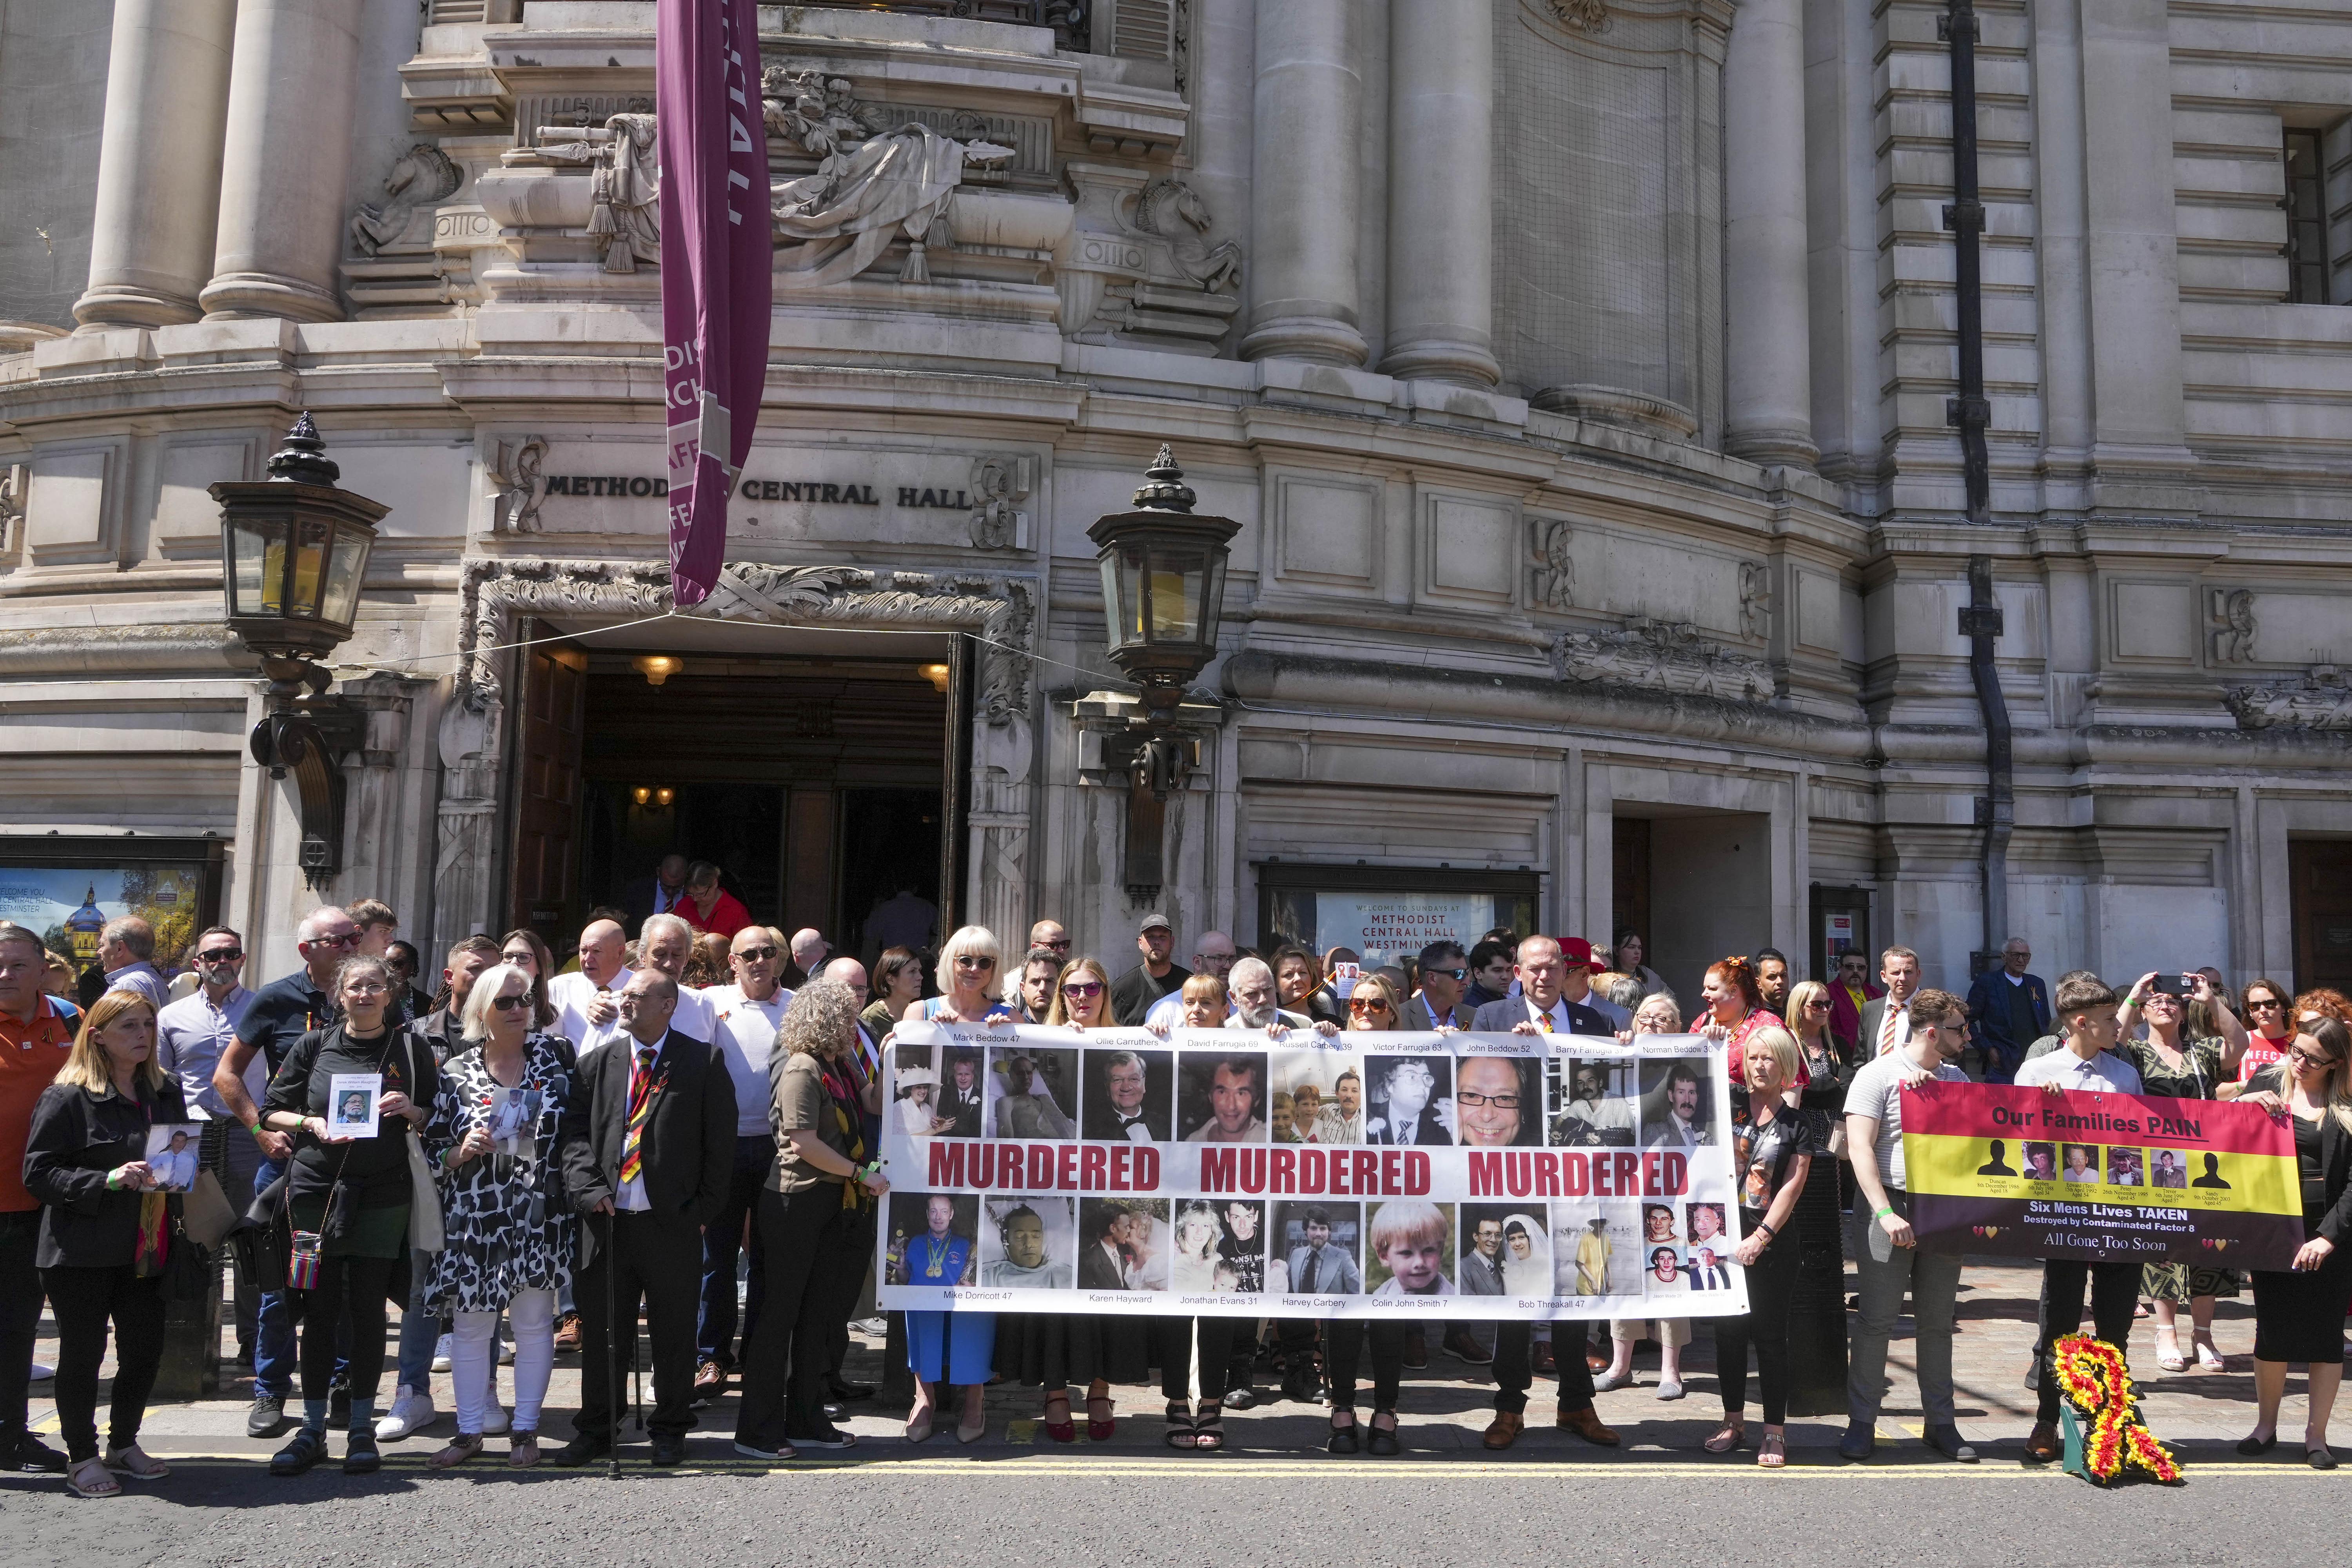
left=2012, top=973, right=2143, bottom=1463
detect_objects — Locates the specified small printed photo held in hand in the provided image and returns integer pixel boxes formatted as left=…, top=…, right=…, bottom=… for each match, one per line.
left=143, top=1123, right=202, bottom=1192
left=328, top=1072, right=382, bottom=1140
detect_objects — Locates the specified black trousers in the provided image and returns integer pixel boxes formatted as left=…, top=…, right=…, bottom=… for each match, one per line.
left=1158, top=1317, right=1252, bottom=1404
left=821, top=1212, right=877, bottom=1385
left=1324, top=1320, right=1406, bottom=1412
left=0, top=1210, right=43, bottom=1440
left=696, top=1136, right=773, bottom=1369
left=297, top=1254, right=395, bottom=1417
left=2034, top=1259, right=2139, bottom=1424
left=1493, top=1318, right=1596, bottom=1415
left=1711, top=1234, right=1799, bottom=1423
left=40, top=1264, right=166, bottom=1463
left=734, top=1189, right=862, bottom=1444
left=576, top=1210, right=707, bottom=1439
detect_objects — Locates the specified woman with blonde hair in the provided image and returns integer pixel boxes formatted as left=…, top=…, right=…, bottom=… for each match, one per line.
left=23, top=991, right=180, bottom=1497
left=1601, top=990, right=1693, bottom=1397
left=2236, top=1017, right=2352, bottom=1466
left=1047, top=956, right=1116, bottom=1029
left=909, top=927, right=1014, bottom=1026
left=1708, top=1024, right=1824, bottom=1467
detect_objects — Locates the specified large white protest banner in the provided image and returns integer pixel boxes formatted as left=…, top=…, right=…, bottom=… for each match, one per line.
left=875, top=1022, right=1750, bottom=1320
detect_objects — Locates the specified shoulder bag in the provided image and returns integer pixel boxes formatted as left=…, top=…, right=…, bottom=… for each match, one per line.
left=401, top=1027, right=446, bottom=1252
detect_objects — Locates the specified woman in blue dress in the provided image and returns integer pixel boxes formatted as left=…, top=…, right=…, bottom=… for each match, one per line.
left=897, top=926, right=1013, bottom=1441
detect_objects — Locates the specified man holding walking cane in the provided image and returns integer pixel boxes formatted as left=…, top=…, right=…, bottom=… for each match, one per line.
left=554, top=973, right=735, bottom=1468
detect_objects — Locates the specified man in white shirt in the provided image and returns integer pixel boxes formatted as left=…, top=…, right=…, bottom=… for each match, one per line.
left=693, top=927, right=795, bottom=1396
left=2013, top=973, right=2142, bottom=1466
left=155, top=926, right=261, bottom=1359
left=633, top=914, right=717, bottom=1044
left=98, top=916, right=169, bottom=1010
left=549, top=918, right=633, bottom=1057
left=1842, top=985, right=1976, bottom=1463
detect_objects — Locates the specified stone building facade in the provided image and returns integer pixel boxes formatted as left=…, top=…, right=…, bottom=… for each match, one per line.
left=1, top=0, right=2348, bottom=1001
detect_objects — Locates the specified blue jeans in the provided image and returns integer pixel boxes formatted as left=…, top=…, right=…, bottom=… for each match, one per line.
left=395, top=1248, right=443, bottom=1394
left=696, top=1136, right=772, bottom=1368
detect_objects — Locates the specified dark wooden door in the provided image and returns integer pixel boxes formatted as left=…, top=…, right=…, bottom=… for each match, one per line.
left=507, top=638, right=587, bottom=938
left=2291, top=839, right=2352, bottom=994
left=1612, top=817, right=1651, bottom=952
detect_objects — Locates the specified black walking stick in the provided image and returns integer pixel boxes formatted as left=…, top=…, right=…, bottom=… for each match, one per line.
left=604, top=1207, right=622, bottom=1479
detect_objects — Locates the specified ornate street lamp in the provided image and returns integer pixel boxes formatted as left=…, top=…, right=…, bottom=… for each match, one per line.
left=212, top=414, right=388, bottom=889
left=1087, top=445, right=1238, bottom=899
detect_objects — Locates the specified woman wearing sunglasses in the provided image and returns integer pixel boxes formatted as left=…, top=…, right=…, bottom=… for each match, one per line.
left=2236, top=1018, right=2352, bottom=1467
left=1322, top=972, right=1412, bottom=1453
left=908, top=927, right=1016, bottom=1026
left=995, top=951, right=1149, bottom=1441
left=419, top=964, right=579, bottom=1469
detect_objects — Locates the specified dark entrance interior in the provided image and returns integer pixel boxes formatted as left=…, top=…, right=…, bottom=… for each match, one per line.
left=2291, top=838, right=2352, bottom=994
left=507, top=641, right=953, bottom=962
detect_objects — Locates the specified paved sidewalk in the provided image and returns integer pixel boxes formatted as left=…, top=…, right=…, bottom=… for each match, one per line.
left=20, top=1255, right=2337, bottom=1468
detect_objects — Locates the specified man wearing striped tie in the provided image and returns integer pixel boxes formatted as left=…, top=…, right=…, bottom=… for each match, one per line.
left=555, top=971, right=737, bottom=1467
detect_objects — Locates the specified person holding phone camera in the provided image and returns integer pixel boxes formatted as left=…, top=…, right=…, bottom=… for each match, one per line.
left=256, top=955, right=437, bottom=1478
left=22, top=991, right=181, bottom=1498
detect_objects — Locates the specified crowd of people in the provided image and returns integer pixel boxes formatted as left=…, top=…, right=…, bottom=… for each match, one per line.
left=3, top=890, right=2349, bottom=1491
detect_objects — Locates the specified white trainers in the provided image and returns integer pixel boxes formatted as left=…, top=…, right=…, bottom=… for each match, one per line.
left=497, top=1337, right=515, bottom=1367
left=375, top=1385, right=438, bottom=1441
left=432, top=1332, right=454, bottom=1373
left=480, top=1403, right=511, bottom=1436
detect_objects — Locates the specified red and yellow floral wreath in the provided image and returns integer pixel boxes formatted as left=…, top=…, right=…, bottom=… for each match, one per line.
left=2053, top=1334, right=2184, bottom=1485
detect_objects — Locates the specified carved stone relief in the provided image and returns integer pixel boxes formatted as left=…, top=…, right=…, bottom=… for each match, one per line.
left=1544, top=0, right=1611, bottom=32
left=968, top=455, right=1034, bottom=550
left=2207, top=587, right=2256, bottom=665
left=1528, top=519, right=1575, bottom=610
left=2223, top=665, right=2352, bottom=731
left=344, top=144, right=467, bottom=315
left=350, top=145, right=463, bottom=258
left=1738, top=561, right=1769, bottom=640
left=1059, top=166, right=1244, bottom=351
left=0, top=463, right=23, bottom=557
left=488, top=437, right=548, bottom=534
left=1550, top=617, right=1771, bottom=702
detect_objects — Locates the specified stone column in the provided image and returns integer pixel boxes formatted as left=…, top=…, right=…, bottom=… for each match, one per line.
left=200, top=0, right=368, bottom=322
left=1720, top=0, right=1817, bottom=466
left=71, top=0, right=239, bottom=330
left=1378, top=0, right=1498, bottom=386
left=1240, top=0, right=1368, bottom=365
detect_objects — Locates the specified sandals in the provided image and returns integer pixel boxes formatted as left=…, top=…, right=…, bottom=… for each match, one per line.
left=1163, top=1400, right=1197, bottom=1450
left=428, top=1433, right=485, bottom=1470
left=102, top=1445, right=168, bottom=1479
left=2194, top=1334, right=2225, bottom=1372
left=2154, top=1328, right=2187, bottom=1374
left=1757, top=1430, right=1787, bottom=1468
left=1041, top=1394, right=1075, bottom=1445
left=1703, top=1420, right=1746, bottom=1455
left=65, top=1457, right=121, bottom=1498
left=1085, top=1394, right=1116, bottom=1442
left=508, top=1432, right=541, bottom=1469
left=1191, top=1402, right=1225, bottom=1454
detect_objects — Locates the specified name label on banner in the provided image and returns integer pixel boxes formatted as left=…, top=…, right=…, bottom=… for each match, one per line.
left=876, top=1021, right=1751, bottom=1321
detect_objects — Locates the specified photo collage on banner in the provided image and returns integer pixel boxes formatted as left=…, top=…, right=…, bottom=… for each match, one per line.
left=880, top=1020, right=1747, bottom=1319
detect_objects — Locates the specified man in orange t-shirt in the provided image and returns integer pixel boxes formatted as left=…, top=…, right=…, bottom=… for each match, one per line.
left=0, top=921, right=76, bottom=1474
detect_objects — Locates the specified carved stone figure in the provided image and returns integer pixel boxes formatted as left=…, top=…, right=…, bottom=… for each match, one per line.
left=1550, top=617, right=1771, bottom=702
left=1127, top=178, right=1241, bottom=292
left=489, top=437, right=548, bottom=534
left=2208, top=587, right=2256, bottom=665
left=763, top=65, right=1012, bottom=288
left=2223, top=666, right=2352, bottom=731
left=0, top=463, right=23, bottom=555
left=1529, top=519, right=1575, bottom=610
left=349, top=144, right=463, bottom=258
left=1738, top=561, right=1769, bottom=640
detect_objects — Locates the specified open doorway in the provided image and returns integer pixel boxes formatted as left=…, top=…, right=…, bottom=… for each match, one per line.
left=1615, top=806, right=1772, bottom=1002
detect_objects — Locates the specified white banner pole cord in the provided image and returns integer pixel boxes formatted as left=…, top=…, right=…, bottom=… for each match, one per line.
left=876, top=1023, right=1749, bottom=1321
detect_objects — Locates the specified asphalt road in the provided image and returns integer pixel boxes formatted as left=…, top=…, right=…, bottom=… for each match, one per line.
left=5, top=1450, right=2339, bottom=1568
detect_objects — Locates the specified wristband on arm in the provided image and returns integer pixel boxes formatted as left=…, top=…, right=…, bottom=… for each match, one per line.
left=1873, top=1204, right=1895, bottom=1220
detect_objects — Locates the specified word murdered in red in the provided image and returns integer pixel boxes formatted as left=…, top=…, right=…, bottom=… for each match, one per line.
left=927, top=1141, right=1162, bottom=1194
left=1467, top=1149, right=1689, bottom=1200
left=1199, top=1146, right=1433, bottom=1198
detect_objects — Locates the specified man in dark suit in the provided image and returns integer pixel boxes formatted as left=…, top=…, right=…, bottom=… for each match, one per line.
left=1687, top=1247, right=1731, bottom=1290
left=1470, top=935, right=1618, bottom=1453
left=1405, top=940, right=1475, bottom=1031
left=1077, top=1207, right=1135, bottom=1290
left=1964, top=938, right=2048, bottom=1084
left=938, top=1052, right=985, bottom=1137
left=1083, top=1049, right=1169, bottom=1142
left=622, top=853, right=691, bottom=931
left=554, top=971, right=736, bottom=1467
left=1365, top=1057, right=1452, bottom=1146
left=1856, top=947, right=1924, bottom=1062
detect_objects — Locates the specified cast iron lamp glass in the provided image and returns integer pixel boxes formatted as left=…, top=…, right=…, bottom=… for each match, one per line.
left=1085, top=444, right=1238, bottom=718
left=214, top=413, right=387, bottom=680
